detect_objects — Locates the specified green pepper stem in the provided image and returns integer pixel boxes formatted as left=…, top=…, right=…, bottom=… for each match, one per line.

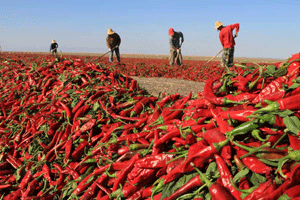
left=251, top=129, right=270, bottom=142
left=191, top=162, right=212, bottom=188
left=232, top=141, right=271, bottom=159
left=276, top=158, right=289, bottom=178
left=226, top=119, right=262, bottom=140
left=230, top=178, right=257, bottom=194
left=151, top=178, right=164, bottom=200
left=252, top=101, right=280, bottom=114
left=272, top=132, right=287, bottom=148
left=213, top=139, right=230, bottom=152
left=259, top=159, right=279, bottom=167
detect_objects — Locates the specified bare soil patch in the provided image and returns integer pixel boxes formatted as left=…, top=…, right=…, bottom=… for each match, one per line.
left=132, top=76, right=205, bottom=97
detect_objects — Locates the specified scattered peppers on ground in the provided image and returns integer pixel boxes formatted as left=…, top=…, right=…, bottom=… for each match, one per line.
left=1, top=52, right=300, bottom=199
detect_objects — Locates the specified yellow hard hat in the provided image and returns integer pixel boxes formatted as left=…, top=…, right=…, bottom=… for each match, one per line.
left=214, top=21, right=223, bottom=29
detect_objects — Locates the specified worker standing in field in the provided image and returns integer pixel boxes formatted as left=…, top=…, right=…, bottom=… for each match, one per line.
left=215, top=21, right=239, bottom=68
left=106, top=28, right=121, bottom=63
left=169, top=28, right=184, bottom=66
left=50, top=40, right=58, bottom=57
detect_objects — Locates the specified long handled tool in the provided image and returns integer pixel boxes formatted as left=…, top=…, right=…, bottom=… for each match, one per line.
left=99, top=46, right=118, bottom=59
left=99, top=50, right=111, bottom=59
left=202, top=48, right=223, bottom=66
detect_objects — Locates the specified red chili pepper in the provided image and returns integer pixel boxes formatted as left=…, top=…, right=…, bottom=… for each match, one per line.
left=127, top=187, right=143, bottom=200
left=127, top=166, right=144, bottom=182
left=72, top=99, right=85, bottom=115
left=79, top=118, right=96, bottom=133
left=196, top=167, right=236, bottom=200
left=277, top=185, right=300, bottom=199
left=64, top=138, right=73, bottom=163
left=115, top=99, right=138, bottom=110
left=235, top=147, right=273, bottom=175
left=192, top=122, right=216, bottom=135
left=107, top=184, right=141, bottom=199
left=19, top=169, right=32, bottom=189
left=130, top=168, right=157, bottom=186
left=203, top=128, right=232, bottom=164
left=156, top=93, right=181, bottom=108
left=130, top=96, right=156, bottom=117
left=288, top=134, right=300, bottom=150
left=21, top=177, right=40, bottom=198
left=73, top=104, right=89, bottom=120
left=71, top=166, right=97, bottom=196
left=0, top=161, right=9, bottom=170
left=218, top=109, right=256, bottom=122
left=153, top=129, right=182, bottom=151
left=231, top=75, right=250, bottom=92
left=144, top=193, right=161, bottom=200
left=165, top=174, right=203, bottom=200
left=243, top=179, right=277, bottom=200
left=260, top=164, right=300, bottom=200
left=215, top=154, right=242, bottom=200
left=71, top=140, right=89, bottom=161
left=58, top=100, right=72, bottom=119
left=80, top=174, right=108, bottom=200
left=254, top=93, right=300, bottom=114
left=163, top=139, right=229, bottom=184
left=112, top=153, right=140, bottom=192
left=225, top=92, right=257, bottom=102
left=151, top=92, right=192, bottom=126
left=44, top=140, right=67, bottom=161
left=252, top=76, right=287, bottom=104
left=6, top=154, right=22, bottom=169
left=203, top=79, right=241, bottom=105
left=210, top=108, right=234, bottom=133
left=117, top=143, right=149, bottom=155
left=286, top=56, right=300, bottom=86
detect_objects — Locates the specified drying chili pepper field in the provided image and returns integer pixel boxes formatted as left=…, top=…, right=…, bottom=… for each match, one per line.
left=1, top=51, right=300, bottom=199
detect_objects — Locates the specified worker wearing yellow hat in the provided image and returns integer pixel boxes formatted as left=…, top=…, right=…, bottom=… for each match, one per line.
left=106, top=28, right=121, bottom=63
left=169, top=28, right=184, bottom=66
left=215, top=21, right=239, bottom=67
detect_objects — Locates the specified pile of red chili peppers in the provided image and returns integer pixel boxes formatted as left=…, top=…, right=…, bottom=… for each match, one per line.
left=1, top=52, right=300, bottom=200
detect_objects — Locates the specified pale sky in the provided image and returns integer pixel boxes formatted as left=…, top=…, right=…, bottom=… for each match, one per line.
left=1, top=0, right=299, bottom=59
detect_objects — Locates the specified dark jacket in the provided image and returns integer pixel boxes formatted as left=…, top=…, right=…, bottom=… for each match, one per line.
left=169, top=31, right=184, bottom=49
left=106, top=33, right=121, bottom=50
left=50, top=43, right=58, bottom=51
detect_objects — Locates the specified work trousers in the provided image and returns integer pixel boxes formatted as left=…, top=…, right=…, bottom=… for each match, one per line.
left=109, top=47, right=120, bottom=63
left=221, top=47, right=234, bottom=67
left=169, top=48, right=182, bottom=66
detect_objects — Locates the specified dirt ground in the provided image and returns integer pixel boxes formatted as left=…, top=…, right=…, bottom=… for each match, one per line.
left=132, top=76, right=205, bottom=97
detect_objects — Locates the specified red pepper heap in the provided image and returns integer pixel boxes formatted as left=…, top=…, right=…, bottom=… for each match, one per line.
left=1, top=52, right=300, bottom=199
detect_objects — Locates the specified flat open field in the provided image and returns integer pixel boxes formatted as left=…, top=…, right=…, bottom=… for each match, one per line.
left=9, top=51, right=286, bottom=63
left=2, top=51, right=286, bottom=97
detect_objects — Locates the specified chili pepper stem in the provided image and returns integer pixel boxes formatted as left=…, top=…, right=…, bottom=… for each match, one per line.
left=151, top=178, right=164, bottom=200
left=252, top=101, right=280, bottom=114
left=231, top=141, right=271, bottom=159
left=191, top=162, right=212, bottom=188
left=251, top=129, right=270, bottom=142
left=248, top=65, right=263, bottom=90
left=230, top=178, right=257, bottom=194
left=272, top=132, right=288, bottom=148
left=276, top=150, right=300, bottom=178
left=259, top=159, right=279, bottom=167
